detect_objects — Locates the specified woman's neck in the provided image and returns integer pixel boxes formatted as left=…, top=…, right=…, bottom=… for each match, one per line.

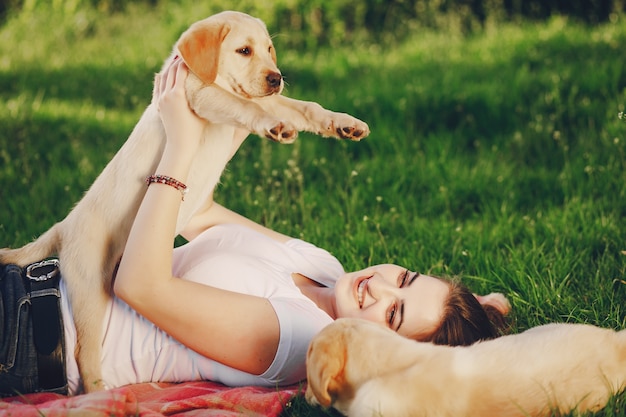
left=292, top=273, right=337, bottom=319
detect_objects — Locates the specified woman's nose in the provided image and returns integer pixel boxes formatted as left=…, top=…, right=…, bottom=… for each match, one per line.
left=366, top=273, right=397, bottom=301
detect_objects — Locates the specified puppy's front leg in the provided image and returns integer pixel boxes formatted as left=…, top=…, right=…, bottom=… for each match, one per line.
left=252, top=95, right=370, bottom=141
left=186, top=80, right=298, bottom=143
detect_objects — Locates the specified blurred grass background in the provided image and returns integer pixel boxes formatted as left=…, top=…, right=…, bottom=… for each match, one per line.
left=0, top=0, right=625, bottom=415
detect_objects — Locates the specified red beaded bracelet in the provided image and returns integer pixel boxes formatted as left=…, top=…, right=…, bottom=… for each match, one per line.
left=146, top=174, right=188, bottom=201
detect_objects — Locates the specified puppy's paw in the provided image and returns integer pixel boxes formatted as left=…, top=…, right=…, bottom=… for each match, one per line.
left=325, top=113, right=370, bottom=141
left=84, top=378, right=107, bottom=393
left=264, top=121, right=298, bottom=144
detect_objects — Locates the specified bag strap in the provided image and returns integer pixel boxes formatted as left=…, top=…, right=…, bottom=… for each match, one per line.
left=25, top=260, right=67, bottom=392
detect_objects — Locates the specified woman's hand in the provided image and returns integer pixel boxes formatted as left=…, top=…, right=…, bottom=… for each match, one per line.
left=156, top=57, right=206, bottom=155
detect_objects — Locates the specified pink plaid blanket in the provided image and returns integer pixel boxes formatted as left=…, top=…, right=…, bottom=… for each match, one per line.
left=0, top=381, right=302, bottom=416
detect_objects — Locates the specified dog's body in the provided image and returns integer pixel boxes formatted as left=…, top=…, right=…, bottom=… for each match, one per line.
left=0, top=11, right=369, bottom=393
left=306, top=318, right=626, bottom=417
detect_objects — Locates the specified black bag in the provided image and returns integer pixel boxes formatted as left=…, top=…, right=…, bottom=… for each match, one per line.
left=0, top=260, right=67, bottom=396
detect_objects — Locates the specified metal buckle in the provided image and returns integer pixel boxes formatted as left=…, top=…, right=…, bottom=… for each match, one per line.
left=26, top=259, right=60, bottom=282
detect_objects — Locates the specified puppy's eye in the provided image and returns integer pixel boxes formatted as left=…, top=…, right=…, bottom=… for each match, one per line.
left=236, top=47, right=251, bottom=56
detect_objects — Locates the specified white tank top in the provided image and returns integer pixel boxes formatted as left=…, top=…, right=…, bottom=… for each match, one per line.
left=61, top=224, right=342, bottom=394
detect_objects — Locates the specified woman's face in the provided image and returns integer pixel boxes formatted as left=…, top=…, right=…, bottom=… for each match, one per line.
left=334, top=264, right=450, bottom=339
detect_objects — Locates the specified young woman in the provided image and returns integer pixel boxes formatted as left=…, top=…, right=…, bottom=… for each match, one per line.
left=0, top=59, right=510, bottom=397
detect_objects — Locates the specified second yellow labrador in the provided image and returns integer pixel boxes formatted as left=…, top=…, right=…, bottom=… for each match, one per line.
left=0, top=11, right=369, bottom=393
left=306, top=318, right=626, bottom=417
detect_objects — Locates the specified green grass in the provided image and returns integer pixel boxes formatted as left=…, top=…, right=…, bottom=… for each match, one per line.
left=1, top=2, right=625, bottom=416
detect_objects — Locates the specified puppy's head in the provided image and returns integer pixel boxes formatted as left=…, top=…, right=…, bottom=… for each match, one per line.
left=305, top=320, right=352, bottom=408
left=305, top=318, right=408, bottom=409
left=176, top=11, right=282, bottom=98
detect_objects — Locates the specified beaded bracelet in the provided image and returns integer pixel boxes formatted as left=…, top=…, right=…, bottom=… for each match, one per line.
left=146, top=174, right=188, bottom=201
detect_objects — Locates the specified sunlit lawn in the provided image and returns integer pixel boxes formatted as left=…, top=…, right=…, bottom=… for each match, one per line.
left=0, top=3, right=625, bottom=416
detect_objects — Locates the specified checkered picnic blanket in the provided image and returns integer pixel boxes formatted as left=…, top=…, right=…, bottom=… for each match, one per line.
left=0, top=381, right=302, bottom=416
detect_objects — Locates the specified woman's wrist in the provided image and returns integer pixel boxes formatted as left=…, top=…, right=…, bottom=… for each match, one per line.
left=146, top=174, right=188, bottom=200
left=156, top=144, right=197, bottom=179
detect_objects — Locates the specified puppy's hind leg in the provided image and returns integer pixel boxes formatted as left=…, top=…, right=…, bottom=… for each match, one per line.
left=60, top=239, right=112, bottom=393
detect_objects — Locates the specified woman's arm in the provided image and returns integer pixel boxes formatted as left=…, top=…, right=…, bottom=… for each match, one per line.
left=180, top=200, right=293, bottom=243
left=114, top=59, right=279, bottom=375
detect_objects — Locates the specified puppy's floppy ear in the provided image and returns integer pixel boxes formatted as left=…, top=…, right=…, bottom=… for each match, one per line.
left=306, top=333, right=349, bottom=408
left=177, top=19, right=231, bottom=85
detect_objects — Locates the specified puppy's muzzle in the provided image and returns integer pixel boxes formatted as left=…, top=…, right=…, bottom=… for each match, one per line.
left=266, top=71, right=283, bottom=92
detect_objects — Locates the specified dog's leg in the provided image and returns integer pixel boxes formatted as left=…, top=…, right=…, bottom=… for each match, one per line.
left=252, top=95, right=370, bottom=141
left=186, top=81, right=298, bottom=143
left=59, top=224, right=114, bottom=393
left=186, top=77, right=369, bottom=143
left=62, top=264, right=108, bottom=391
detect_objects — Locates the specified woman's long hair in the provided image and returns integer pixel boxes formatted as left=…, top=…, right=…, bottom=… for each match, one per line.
left=422, top=280, right=510, bottom=346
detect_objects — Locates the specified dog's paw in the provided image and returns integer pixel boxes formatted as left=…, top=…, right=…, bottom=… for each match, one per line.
left=84, top=378, right=107, bottom=393
left=324, top=113, right=370, bottom=141
left=264, top=121, right=298, bottom=144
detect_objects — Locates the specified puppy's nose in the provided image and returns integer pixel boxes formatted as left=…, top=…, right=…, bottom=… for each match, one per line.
left=266, top=72, right=282, bottom=88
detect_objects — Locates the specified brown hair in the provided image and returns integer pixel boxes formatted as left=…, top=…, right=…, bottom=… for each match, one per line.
left=421, top=280, right=510, bottom=346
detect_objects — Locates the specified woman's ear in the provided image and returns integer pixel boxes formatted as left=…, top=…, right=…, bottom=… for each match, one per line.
left=176, top=19, right=231, bottom=85
left=474, top=292, right=511, bottom=316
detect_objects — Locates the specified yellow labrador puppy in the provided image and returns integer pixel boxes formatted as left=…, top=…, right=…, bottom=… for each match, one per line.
left=0, top=11, right=369, bottom=393
left=306, top=318, right=626, bottom=417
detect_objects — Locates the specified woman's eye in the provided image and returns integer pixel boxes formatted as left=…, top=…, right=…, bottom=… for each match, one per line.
left=236, top=47, right=251, bottom=56
left=388, top=304, right=397, bottom=325
left=399, top=270, right=409, bottom=287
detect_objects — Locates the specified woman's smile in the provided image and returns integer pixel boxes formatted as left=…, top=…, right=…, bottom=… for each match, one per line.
left=356, top=275, right=372, bottom=308
left=336, top=264, right=451, bottom=339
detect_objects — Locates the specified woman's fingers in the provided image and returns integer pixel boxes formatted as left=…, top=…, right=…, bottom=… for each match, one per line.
left=163, top=59, right=177, bottom=93
left=174, top=60, right=189, bottom=90
left=157, top=57, right=184, bottom=103
left=155, top=56, right=205, bottom=149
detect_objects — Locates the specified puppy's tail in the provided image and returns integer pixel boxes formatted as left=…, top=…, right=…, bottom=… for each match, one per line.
left=0, top=224, right=60, bottom=266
